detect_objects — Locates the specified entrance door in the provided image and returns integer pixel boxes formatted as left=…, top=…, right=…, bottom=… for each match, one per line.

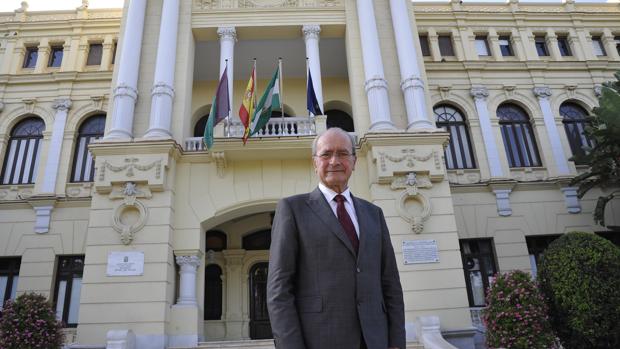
left=249, top=262, right=272, bottom=339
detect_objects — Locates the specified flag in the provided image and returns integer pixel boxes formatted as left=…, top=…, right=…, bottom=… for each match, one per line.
left=248, top=66, right=280, bottom=137
left=307, top=68, right=323, bottom=116
left=204, top=66, right=230, bottom=149
left=240, top=62, right=256, bottom=144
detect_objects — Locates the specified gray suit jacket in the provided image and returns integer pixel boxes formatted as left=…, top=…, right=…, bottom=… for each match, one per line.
left=267, top=187, right=406, bottom=349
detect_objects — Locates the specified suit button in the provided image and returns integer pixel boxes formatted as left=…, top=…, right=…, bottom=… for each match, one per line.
left=357, top=301, right=362, bottom=306
left=356, top=267, right=361, bottom=273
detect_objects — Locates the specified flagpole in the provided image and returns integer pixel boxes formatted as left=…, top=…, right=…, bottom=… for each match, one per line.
left=278, top=57, right=284, bottom=133
left=306, top=57, right=311, bottom=118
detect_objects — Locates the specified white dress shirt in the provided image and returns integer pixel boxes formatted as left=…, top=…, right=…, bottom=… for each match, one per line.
left=318, top=182, right=360, bottom=237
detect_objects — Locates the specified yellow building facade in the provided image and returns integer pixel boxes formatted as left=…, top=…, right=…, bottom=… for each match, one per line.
left=0, top=0, right=619, bottom=348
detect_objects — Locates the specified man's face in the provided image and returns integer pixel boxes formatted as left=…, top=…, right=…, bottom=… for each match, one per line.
left=313, top=130, right=356, bottom=193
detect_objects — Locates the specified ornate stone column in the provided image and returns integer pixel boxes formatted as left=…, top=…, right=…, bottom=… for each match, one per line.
left=176, top=255, right=201, bottom=306
left=533, top=86, right=570, bottom=176
left=356, top=0, right=395, bottom=130
left=104, top=0, right=147, bottom=140
left=42, top=99, right=72, bottom=194
left=470, top=87, right=503, bottom=178
left=144, top=0, right=180, bottom=139
left=218, top=26, right=235, bottom=118
left=389, top=0, right=433, bottom=130
left=302, top=25, right=324, bottom=113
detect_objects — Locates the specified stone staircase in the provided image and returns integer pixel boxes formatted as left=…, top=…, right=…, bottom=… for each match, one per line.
left=172, top=339, right=424, bottom=349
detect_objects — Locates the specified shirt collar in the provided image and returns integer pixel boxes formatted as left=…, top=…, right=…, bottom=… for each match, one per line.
left=318, top=182, right=353, bottom=204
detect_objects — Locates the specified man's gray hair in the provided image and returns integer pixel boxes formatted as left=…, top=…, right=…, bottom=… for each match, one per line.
left=311, top=127, right=356, bottom=156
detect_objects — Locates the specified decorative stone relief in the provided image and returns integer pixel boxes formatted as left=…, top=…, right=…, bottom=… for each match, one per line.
left=0, top=185, right=33, bottom=201
left=98, top=158, right=162, bottom=182
left=110, top=182, right=150, bottom=245
left=447, top=170, right=481, bottom=185
left=372, top=145, right=445, bottom=183
left=489, top=181, right=516, bottom=217
left=564, top=85, right=578, bottom=98
left=438, top=85, right=452, bottom=100
left=90, top=95, right=105, bottom=110
left=510, top=168, right=546, bottom=182
left=22, top=98, right=36, bottom=114
left=211, top=152, right=227, bottom=178
left=391, top=173, right=433, bottom=234
left=65, top=182, right=94, bottom=198
left=502, top=85, right=516, bottom=98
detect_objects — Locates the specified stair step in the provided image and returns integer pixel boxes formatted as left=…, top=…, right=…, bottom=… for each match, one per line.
left=173, top=339, right=423, bottom=349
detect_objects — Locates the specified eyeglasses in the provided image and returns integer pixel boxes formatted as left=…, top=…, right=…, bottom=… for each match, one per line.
left=314, top=151, right=354, bottom=160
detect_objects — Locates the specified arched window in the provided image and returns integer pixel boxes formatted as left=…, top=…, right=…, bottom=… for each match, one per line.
left=497, top=104, right=541, bottom=168
left=72, top=114, right=105, bottom=182
left=1, top=117, right=45, bottom=185
left=193, top=114, right=209, bottom=137
left=204, top=264, right=223, bottom=320
left=326, top=109, right=355, bottom=132
left=434, top=105, right=476, bottom=169
left=243, top=230, right=271, bottom=250
left=205, top=230, right=227, bottom=252
left=560, top=102, right=593, bottom=164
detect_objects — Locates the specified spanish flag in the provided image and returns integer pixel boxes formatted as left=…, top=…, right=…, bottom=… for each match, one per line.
left=240, top=60, right=256, bottom=144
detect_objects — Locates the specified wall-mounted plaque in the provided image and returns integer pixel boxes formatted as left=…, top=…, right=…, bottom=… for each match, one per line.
left=402, top=240, right=439, bottom=264
left=107, top=251, right=144, bottom=276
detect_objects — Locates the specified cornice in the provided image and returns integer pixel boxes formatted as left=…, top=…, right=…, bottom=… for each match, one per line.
left=89, top=139, right=184, bottom=159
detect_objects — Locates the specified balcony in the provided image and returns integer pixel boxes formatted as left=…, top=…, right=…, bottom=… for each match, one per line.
left=184, top=116, right=317, bottom=152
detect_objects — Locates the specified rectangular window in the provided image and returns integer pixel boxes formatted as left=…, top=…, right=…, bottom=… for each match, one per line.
left=0, top=258, right=20, bottom=310
left=498, top=36, right=513, bottom=56
left=614, top=36, right=620, bottom=55
left=526, top=235, right=560, bottom=278
left=419, top=35, right=431, bottom=57
left=54, top=256, right=84, bottom=327
left=592, top=36, right=606, bottom=56
left=474, top=36, right=490, bottom=56
left=557, top=36, right=572, bottom=56
left=535, top=36, right=549, bottom=56
left=48, top=46, right=64, bottom=67
left=86, top=43, right=103, bottom=66
left=22, top=46, right=38, bottom=68
left=460, top=239, right=497, bottom=307
left=112, top=41, right=118, bottom=64
left=438, top=35, right=455, bottom=57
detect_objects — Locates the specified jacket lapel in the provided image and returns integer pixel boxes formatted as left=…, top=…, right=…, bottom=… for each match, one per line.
left=306, top=187, right=356, bottom=258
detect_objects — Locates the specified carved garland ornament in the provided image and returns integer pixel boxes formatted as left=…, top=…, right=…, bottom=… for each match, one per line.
left=98, top=158, right=162, bottom=181
left=110, top=182, right=151, bottom=245
left=378, top=149, right=434, bottom=172
left=391, top=173, right=433, bottom=234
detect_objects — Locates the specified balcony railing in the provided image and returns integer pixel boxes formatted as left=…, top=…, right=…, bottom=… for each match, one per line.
left=184, top=116, right=316, bottom=151
left=470, top=307, right=486, bottom=332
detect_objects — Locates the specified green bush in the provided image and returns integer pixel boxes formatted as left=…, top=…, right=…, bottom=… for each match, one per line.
left=0, top=292, right=65, bottom=349
left=538, top=232, right=620, bottom=349
left=483, top=270, right=557, bottom=349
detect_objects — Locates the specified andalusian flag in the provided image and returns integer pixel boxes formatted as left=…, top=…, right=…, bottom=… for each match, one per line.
left=248, top=66, right=280, bottom=137
left=204, top=66, right=230, bottom=150
left=240, top=61, right=256, bottom=144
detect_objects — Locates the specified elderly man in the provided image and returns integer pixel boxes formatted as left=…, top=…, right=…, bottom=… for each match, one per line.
left=267, top=127, right=405, bottom=349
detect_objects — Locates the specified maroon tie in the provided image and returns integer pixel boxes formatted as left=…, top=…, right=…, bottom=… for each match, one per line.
left=334, top=194, right=359, bottom=253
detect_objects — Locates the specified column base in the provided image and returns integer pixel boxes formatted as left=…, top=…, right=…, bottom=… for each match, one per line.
left=369, top=120, right=397, bottom=131
left=143, top=128, right=173, bottom=139
left=407, top=120, right=437, bottom=131
left=103, top=129, right=133, bottom=142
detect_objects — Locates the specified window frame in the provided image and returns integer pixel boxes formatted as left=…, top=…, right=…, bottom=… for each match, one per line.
left=53, top=255, right=84, bottom=327
left=1, top=117, right=45, bottom=185
left=526, top=235, right=561, bottom=278
left=0, top=257, right=21, bottom=310
left=71, top=115, right=106, bottom=183
left=560, top=102, right=594, bottom=164
left=434, top=104, right=476, bottom=170
left=498, top=35, right=514, bottom=56
left=557, top=35, right=572, bottom=56
left=460, top=239, right=498, bottom=307
left=86, top=43, right=103, bottom=66
left=204, top=264, right=223, bottom=320
left=474, top=35, right=491, bottom=56
left=419, top=34, right=431, bottom=57
left=48, top=45, right=64, bottom=68
left=497, top=104, right=542, bottom=168
left=438, top=34, right=455, bottom=57
left=534, top=35, right=549, bottom=56
left=591, top=36, right=606, bottom=56
left=22, top=46, right=39, bottom=69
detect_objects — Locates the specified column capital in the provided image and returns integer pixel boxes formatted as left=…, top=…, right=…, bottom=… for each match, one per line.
left=470, top=86, right=489, bottom=101
left=533, top=86, right=552, bottom=99
left=52, top=98, right=72, bottom=111
left=176, top=255, right=202, bottom=269
left=217, top=26, right=237, bottom=42
left=302, top=24, right=321, bottom=41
